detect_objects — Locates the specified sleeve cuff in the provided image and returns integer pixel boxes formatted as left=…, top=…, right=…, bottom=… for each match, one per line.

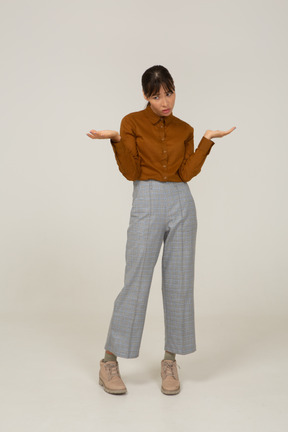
left=198, top=136, right=215, bottom=155
left=110, top=138, right=120, bottom=146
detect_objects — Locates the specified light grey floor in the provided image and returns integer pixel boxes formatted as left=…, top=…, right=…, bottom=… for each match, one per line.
left=0, top=311, right=287, bottom=432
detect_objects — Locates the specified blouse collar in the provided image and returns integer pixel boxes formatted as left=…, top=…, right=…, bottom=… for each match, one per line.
left=144, top=104, right=174, bottom=126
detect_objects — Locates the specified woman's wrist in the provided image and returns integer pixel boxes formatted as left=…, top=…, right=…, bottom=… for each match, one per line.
left=204, top=132, right=213, bottom=140
left=111, top=133, right=121, bottom=143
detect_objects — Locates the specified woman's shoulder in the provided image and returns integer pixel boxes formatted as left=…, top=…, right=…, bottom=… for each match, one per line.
left=119, top=109, right=148, bottom=132
left=171, top=114, right=194, bottom=133
left=121, top=108, right=146, bottom=122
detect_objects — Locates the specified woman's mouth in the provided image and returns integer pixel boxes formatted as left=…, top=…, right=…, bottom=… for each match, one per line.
left=162, top=109, right=170, bottom=114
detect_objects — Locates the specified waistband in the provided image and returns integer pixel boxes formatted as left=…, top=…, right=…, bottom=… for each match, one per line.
left=133, top=179, right=189, bottom=191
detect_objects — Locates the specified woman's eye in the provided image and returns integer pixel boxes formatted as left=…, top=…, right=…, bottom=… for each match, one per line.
left=167, top=92, right=173, bottom=96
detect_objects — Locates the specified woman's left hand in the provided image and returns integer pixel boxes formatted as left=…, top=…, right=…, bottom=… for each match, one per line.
left=204, top=126, right=236, bottom=140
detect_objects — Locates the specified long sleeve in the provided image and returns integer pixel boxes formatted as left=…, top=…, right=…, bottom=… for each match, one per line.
left=110, top=115, right=141, bottom=181
left=177, top=127, right=215, bottom=182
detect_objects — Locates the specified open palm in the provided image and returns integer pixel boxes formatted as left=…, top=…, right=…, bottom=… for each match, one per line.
left=86, top=129, right=118, bottom=140
left=209, top=127, right=236, bottom=139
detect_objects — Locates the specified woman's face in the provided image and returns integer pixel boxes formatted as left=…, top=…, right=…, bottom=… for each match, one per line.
left=143, top=85, right=176, bottom=117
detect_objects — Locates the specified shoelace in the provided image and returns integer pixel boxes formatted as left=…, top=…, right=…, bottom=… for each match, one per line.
left=163, top=361, right=178, bottom=379
left=105, top=362, right=120, bottom=381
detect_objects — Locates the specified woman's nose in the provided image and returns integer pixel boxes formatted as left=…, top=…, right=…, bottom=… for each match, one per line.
left=162, top=97, right=168, bottom=107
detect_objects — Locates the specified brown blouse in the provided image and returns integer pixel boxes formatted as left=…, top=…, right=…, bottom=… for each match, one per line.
left=110, top=104, right=215, bottom=182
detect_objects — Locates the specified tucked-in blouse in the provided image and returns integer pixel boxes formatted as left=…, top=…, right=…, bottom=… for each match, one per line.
left=110, top=104, right=215, bottom=182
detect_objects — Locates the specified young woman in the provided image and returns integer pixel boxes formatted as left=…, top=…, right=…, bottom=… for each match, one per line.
left=87, top=65, right=236, bottom=395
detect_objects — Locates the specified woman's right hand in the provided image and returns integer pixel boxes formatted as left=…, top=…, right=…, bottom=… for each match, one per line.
left=86, top=130, right=121, bottom=142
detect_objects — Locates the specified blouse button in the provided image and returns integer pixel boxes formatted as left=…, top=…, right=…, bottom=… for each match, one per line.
left=163, top=165, right=166, bottom=168
left=163, top=150, right=167, bottom=153
left=164, top=176, right=167, bottom=179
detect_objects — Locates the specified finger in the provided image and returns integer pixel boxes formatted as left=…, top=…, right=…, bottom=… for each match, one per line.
left=89, top=130, right=104, bottom=138
left=226, top=127, right=236, bottom=132
left=218, top=128, right=235, bottom=136
left=223, top=127, right=236, bottom=135
left=87, top=132, right=104, bottom=138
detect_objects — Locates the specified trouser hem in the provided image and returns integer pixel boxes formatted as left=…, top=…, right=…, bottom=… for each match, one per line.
left=164, top=346, right=197, bottom=355
left=104, top=345, right=140, bottom=359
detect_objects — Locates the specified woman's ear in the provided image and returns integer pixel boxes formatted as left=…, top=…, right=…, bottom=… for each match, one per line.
left=142, top=90, right=148, bottom=101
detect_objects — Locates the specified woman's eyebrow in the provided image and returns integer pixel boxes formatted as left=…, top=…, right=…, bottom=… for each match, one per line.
left=153, top=90, right=172, bottom=96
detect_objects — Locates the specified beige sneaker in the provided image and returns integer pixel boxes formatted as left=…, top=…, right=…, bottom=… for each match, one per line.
left=99, top=359, right=127, bottom=395
left=161, top=359, right=180, bottom=395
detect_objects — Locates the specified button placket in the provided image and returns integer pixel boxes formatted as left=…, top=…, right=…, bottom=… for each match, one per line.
left=160, top=119, right=168, bottom=180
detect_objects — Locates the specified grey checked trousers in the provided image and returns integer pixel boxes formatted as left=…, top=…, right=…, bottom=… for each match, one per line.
left=104, top=180, right=197, bottom=358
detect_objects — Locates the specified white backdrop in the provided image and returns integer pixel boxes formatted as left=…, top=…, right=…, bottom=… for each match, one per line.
left=1, top=0, right=287, bottom=321
left=1, top=1, right=288, bottom=431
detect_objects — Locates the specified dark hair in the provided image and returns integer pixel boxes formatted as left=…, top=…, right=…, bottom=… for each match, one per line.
left=141, top=65, right=175, bottom=106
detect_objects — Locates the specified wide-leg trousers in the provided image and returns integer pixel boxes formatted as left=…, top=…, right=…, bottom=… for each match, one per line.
left=104, top=179, right=198, bottom=358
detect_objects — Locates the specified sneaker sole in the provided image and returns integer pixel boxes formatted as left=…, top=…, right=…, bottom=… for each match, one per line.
left=99, top=377, right=127, bottom=395
left=161, top=385, right=180, bottom=395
